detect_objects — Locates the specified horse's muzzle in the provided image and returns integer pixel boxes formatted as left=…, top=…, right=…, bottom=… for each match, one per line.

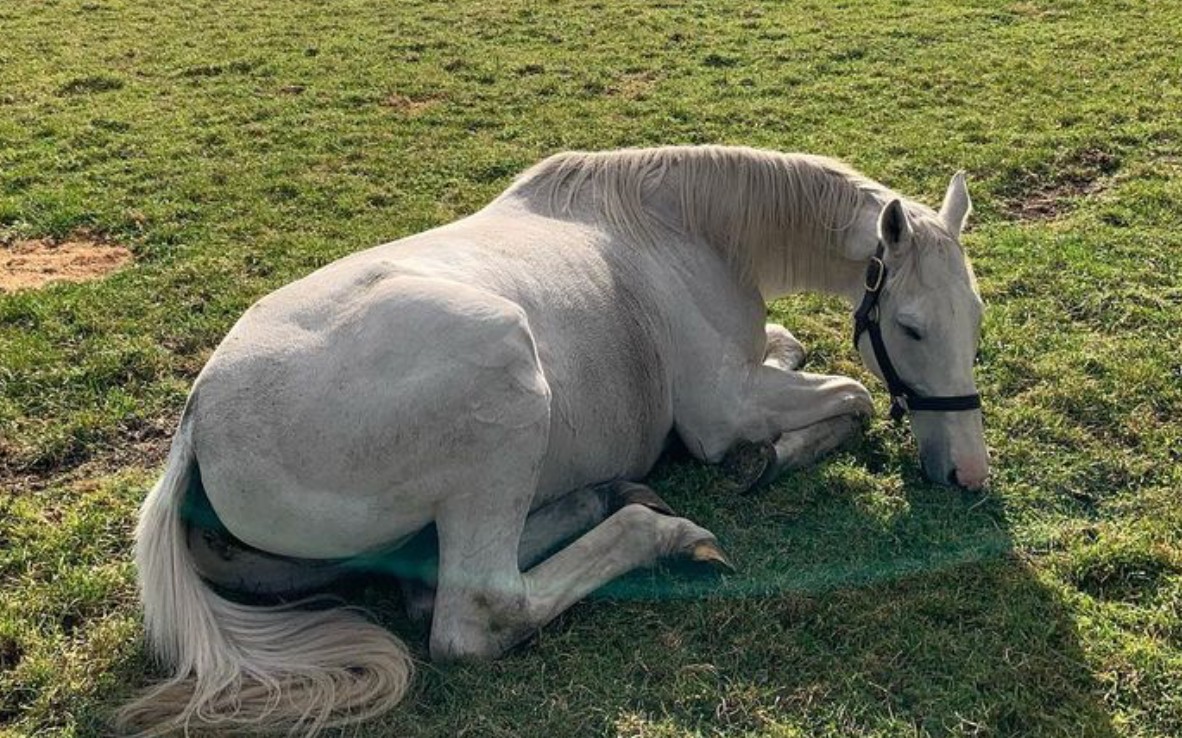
left=952, top=462, right=989, bottom=491
left=923, top=456, right=989, bottom=491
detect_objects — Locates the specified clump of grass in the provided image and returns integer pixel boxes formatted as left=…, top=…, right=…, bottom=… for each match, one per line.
left=58, top=75, right=124, bottom=96
left=1064, top=533, right=1181, bottom=603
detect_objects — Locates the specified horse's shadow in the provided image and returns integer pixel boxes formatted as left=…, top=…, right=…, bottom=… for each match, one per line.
left=563, top=436, right=1117, bottom=737
left=84, top=436, right=1115, bottom=737
left=336, top=435, right=1117, bottom=736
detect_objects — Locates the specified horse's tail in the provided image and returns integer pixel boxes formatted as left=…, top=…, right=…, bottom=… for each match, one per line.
left=116, top=405, right=413, bottom=736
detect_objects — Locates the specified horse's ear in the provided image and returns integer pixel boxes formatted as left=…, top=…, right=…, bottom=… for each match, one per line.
left=878, top=199, right=913, bottom=254
left=939, top=171, right=972, bottom=237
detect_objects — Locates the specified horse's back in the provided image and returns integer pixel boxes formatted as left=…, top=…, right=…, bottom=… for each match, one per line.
left=190, top=268, right=551, bottom=559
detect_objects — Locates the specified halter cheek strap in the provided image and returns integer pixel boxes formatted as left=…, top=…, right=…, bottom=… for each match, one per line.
left=852, top=242, right=982, bottom=422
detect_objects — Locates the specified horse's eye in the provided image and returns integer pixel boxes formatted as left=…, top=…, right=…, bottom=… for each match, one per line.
left=900, top=324, right=923, bottom=341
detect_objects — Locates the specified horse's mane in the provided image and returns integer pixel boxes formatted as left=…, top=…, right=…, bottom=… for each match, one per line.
left=502, top=145, right=898, bottom=288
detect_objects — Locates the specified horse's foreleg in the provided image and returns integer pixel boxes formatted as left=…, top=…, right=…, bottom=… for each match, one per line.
left=676, top=361, right=872, bottom=492
left=722, top=413, right=867, bottom=491
left=719, top=369, right=871, bottom=491
left=679, top=366, right=870, bottom=462
left=772, top=413, right=865, bottom=469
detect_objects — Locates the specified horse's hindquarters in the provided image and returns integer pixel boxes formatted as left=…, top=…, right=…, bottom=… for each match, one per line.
left=189, top=274, right=552, bottom=560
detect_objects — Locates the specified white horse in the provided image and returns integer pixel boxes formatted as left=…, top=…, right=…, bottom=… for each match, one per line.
left=118, top=146, right=987, bottom=735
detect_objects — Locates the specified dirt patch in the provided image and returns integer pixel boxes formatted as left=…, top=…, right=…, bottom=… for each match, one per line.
left=0, top=633, right=23, bottom=671
left=1002, top=148, right=1119, bottom=221
left=382, top=93, right=441, bottom=115
left=606, top=71, right=661, bottom=100
left=0, top=427, right=171, bottom=498
left=0, top=237, right=133, bottom=292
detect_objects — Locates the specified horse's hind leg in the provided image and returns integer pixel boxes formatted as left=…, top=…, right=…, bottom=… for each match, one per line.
left=399, top=481, right=676, bottom=624
left=414, top=294, right=719, bottom=660
left=187, top=524, right=344, bottom=598
left=520, top=481, right=675, bottom=567
left=430, top=484, right=723, bottom=661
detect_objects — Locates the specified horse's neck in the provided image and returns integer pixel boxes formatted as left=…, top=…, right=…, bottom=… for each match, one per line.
left=657, top=152, right=887, bottom=303
left=503, top=147, right=889, bottom=304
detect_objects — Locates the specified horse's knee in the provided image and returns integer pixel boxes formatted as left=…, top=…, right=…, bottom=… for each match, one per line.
left=824, top=376, right=873, bottom=411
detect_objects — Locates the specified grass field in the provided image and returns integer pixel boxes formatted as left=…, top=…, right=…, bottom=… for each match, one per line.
left=2, top=0, right=1181, bottom=735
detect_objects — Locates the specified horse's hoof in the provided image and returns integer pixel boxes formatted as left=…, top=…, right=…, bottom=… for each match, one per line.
left=687, top=538, right=735, bottom=574
left=609, top=481, right=676, bottom=516
left=720, top=439, right=778, bottom=494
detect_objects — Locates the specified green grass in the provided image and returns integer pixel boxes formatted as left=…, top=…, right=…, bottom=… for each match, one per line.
left=1, top=0, right=1180, bottom=735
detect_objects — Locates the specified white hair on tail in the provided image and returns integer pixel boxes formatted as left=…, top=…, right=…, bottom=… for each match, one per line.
left=116, top=401, right=413, bottom=736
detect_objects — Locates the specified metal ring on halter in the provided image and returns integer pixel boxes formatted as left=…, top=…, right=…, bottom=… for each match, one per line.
left=864, top=256, right=885, bottom=293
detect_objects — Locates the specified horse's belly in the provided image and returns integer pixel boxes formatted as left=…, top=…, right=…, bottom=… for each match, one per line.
left=532, top=335, right=674, bottom=503
left=535, top=420, right=671, bottom=508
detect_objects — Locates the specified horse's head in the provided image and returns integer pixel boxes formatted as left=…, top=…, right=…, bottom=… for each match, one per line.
left=854, top=174, right=988, bottom=490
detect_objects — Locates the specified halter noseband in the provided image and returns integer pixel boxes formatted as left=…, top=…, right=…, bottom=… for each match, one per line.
left=852, top=242, right=982, bottom=422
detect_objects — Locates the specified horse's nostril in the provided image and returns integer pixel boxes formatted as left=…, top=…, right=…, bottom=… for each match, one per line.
left=947, top=468, right=960, bottom=487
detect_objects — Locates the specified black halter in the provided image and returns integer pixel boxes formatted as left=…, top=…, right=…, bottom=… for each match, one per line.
left=852, top=242, right=982, bottom=422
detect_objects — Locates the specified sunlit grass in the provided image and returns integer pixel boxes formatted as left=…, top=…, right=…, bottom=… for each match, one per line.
left=1, top=0, right=1180, bottom=735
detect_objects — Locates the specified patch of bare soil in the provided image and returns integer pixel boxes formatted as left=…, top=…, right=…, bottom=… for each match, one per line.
left=0, top=236, right=133, bottom=292
left=0, top=426, right=172, bottom=497
left=381, top=93, right=441, bottom=115
left=605, top=71, right=660, bottom=100
left=1003, top=148, right=1119, bottom=221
